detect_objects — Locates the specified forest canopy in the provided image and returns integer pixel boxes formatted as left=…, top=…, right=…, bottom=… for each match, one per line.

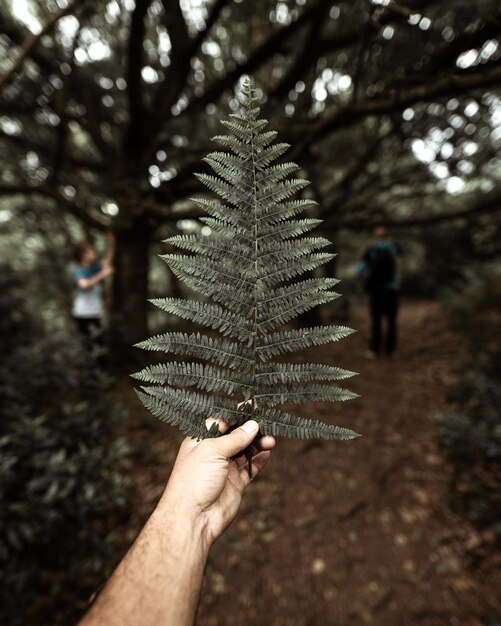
left=0, top=0, right=500, bottom=350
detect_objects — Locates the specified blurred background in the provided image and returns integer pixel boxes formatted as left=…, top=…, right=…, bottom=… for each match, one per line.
left=1, top=0, right=500, bottom=624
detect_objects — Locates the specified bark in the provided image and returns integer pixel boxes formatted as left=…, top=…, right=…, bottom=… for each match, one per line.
left=110, top=220, right=151, bottom=364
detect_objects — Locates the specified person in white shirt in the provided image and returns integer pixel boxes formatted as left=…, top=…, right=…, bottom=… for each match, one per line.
left=72, top=232, right=115, bottom=339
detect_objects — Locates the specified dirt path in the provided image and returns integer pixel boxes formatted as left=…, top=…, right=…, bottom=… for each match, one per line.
left=121, top=300, right=501, bottom=626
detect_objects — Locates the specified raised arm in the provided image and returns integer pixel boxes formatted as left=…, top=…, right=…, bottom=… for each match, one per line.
left=79, top=420, right=274, bottom=626
left=76, top=265, right=114, bottom=290
left=103, top=231, right=116, bottom=267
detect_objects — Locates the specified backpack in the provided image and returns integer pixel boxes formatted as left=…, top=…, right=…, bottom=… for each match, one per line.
left=364, top=245, right=395, bottom=293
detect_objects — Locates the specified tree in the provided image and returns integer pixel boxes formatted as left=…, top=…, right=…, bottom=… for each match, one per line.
left=1, top=0, right=501, bottom=356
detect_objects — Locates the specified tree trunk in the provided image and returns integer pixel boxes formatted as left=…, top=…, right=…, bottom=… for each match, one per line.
left=110, top=220, right=151, bottom=365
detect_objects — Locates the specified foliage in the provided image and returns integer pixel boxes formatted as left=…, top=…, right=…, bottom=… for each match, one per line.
left=436, top=267, right=501, bottom=532
left=1, top=1, right=501, bottom=350
left=0, top=268, right=130, bottom=624
left=134, top=79, right=358, bottom=449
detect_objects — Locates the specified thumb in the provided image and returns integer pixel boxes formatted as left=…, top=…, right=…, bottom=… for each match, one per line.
left=213, top=420, right=259, bottom=459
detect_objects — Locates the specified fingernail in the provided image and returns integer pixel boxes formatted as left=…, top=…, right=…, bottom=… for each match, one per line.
left=241, top=420, right=257, bottom=433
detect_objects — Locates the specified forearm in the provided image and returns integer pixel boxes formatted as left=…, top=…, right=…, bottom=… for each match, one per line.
left=80, top=496, right=209, bottom=626
left=79, top=422, right=272, bottom=626
left=79, top=270, right=108, bottom=290
left=104, top=233, right=116, bottom=265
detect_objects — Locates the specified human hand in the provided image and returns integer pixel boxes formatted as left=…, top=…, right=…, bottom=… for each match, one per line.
left=159, top=420, right=275, bottom=547
left=101, top=264, right=115, bottom=277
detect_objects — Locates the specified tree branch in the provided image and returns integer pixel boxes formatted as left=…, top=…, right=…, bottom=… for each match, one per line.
left=268, top=2, right=331, bottom=100
left=181, top=0, right=332, bottom=117
left=0, top=183, right=107, bottom=229
left=0, top=0, right=85, bottom=90
left=334, top=189, right=501, bottom=230
left=147, top=0, right=192, bottom=140
left=191, top=0, right=230, bottom=53
left=296, top=62, right=501, bottom=153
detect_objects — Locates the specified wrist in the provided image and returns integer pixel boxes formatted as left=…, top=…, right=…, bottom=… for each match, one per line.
left=155, top=489, right=213, bottom=557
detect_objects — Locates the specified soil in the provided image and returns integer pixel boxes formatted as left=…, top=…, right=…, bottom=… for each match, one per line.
left=113, top=299, right=501, bottom=626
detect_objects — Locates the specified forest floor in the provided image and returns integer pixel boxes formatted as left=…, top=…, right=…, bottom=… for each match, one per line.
left=114, top=299, right=501, bottom=626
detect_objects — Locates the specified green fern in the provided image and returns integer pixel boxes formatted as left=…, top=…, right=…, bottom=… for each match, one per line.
left=133, top=77, right=360, bottom=455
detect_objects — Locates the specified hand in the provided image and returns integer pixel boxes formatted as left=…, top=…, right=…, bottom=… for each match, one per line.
left=159, top=420, right=275, bottom=547
left=101, top=264, right=114, bottom=277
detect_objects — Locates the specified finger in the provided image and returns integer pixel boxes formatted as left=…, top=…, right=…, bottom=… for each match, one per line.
left=254, top=435, right=276, bottom=451
left=238, top=450, right=271, bottom=486
left=211, top=420, right=259, bottom=459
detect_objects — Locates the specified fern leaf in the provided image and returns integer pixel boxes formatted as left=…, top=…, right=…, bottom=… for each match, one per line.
left=132, top=362, right=251, bottom=395
left=259, top=198, right=318, bottom=225
left=211, top=134, right=249, bottom=158
left=257, top=219, right=323, bottom=245
left=165, top=235, right=251, bottom=265
left=255, top=384, right=359, bottom=407
left=258, top=407, right=359, bottom=440
left=257, top=325, right=356, bottom=360
left=134, top=77, right=359, bottom=455
left=257, top=292, right=341, bottom=333
left=149, top=298, right=253, bottom=341
left=256, top=363, right=357, bottom=384
left=135, top=332, right=252, bottom=370
left=158, top=260, right=255, bottom=312
left=190, top=197, right=250, bottom=224
left=259, top=253, right=335, bottom=286
left=161, top=253, right=254, bottom=284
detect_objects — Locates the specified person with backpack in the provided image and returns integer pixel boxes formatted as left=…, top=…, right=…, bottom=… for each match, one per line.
left=358, top=226, right=402, bottom=358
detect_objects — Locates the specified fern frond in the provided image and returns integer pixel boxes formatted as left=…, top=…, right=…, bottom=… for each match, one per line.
left=259, top=198, right=318, bottom=225
left=258, top=237, right=331, bottom=264
left=221, top=117, right=267, bottom=138
left=134, top=77, right=359, bottom=455
left=161, top=253, right=254, bottom=284
left=132, top=362, right=251, bottom=395
left=211, top=134, right=249, bottom=157
left=135, top=390, right=208, bottom=439
left=149, top=298, right=253, bottom=341
left=259, top=253, right=335, bottom=286
left=257, top=291, right=341, bottom=333
left=190, top=197, right=250, bottom=224
left=257, top=325, right=356, bottom=360
left=255, top=384, right=359, bottom=407
left=135, top=332, right=252, bottom=370
left=165, top=235, right=251, bottom=264
left=256, top=363, right=357, bottom=384
left=158, top=259, right=254, bottom=312
left=254, top=132, right=283, bottom=152
left=257, top=179, right=310, bottom=206
left=258, top=407, right=359, bottom=440
left=260, top=277, right=339, bottom=309
left=195, top=173, right=248, bottom=206
left=257, top=219, right=323, bottom=245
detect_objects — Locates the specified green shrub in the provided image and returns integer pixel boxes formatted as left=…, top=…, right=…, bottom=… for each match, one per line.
left=437, top=267, right=501, bottom=533
left=0, top=270, right=130, bottom=624
left=436, top=348, right=501, bottom=530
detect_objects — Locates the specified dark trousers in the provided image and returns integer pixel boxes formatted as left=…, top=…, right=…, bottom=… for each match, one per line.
left=368, top=289, right=398, bottom=355
left=73, top=316, right=106, bottom=363
left=74, top=316, right=102, bottom=338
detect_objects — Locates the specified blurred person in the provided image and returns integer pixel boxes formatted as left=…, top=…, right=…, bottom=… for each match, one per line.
left=358, top=226, right=402, bottom=358
left=72, top=232, right=115, bottom=341
left=79, top=420, right=275, bottom=626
